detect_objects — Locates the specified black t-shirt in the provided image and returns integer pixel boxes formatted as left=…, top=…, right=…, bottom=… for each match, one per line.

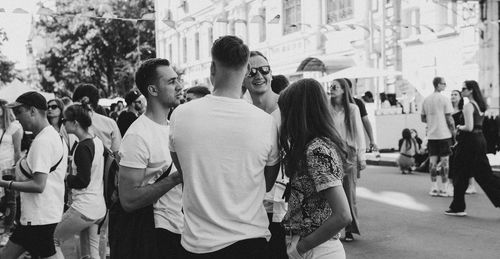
left=117, top=111, right=139, bottom=136
left=353, top=98, right=368, bottom=118
left=67, top=138, right=95, bottom=189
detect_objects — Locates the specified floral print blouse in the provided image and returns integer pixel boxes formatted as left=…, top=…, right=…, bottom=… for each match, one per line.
left=282, top=137, right=344, bottom=238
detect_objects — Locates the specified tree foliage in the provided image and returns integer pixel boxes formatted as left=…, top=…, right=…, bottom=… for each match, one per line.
left=36, top=0, right=155, bottom=97
left=0, top=28, right=17, bottom=84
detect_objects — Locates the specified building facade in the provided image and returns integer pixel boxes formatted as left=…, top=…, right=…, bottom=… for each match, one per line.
left=154, top=0, right=373, bottom=89
left=154, top=0, right=485, bottom=104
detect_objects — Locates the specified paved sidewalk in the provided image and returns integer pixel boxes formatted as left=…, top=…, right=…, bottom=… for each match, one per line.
left=366, top=152, right=500, bottom=173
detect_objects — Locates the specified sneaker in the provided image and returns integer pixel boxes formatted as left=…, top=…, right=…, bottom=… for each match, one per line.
left=438, top=190, right=450, bottom=197
left=0, top=233, right=10, bottom=247
left=429, top=188, right=439, bottom=196
left=466, top=184, right=477, bottom=194
left=444, top=210, right=467, bottom=217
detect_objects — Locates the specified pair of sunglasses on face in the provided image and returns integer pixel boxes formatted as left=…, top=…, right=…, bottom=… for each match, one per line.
left=48, top=104, right=59, bottom=110
left=247, top=66, right=271, bottom=78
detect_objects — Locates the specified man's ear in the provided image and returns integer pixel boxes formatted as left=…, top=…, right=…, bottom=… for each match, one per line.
left=148, top=85, right=158, bottom=97
left=210, top=61, right=216, bottom=77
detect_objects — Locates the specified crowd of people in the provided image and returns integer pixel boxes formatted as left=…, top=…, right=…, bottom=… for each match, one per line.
left=0, top=34, right=498, bottom=259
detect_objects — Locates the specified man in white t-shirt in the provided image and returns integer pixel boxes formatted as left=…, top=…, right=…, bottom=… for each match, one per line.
left=0, top=91, right=67, bottom=259
left=243, top=50, right=288, bottom=259
left=421, top=77, right=455, bottom=197
left=115, top=58, right=183, bottom=259
left=72, top=83, right=122, bottom=153
left=169, top=35, right=280, bottom=258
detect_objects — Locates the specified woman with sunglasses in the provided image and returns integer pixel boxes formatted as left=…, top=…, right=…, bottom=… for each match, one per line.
left=280, top=78, right=351, bottom=259
left=327, top=78, right=366, bottom=242
left=47, top=99, right=65, bottom=133
left=446, top=80, right=500, bottom=216
left=53, top=97, right=106, bottom=258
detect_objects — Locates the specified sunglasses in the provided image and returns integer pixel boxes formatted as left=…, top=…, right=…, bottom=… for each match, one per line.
left=48, top=105, right=59, bottom=110
left=248, top=66, right=271, bottom=78
left=328, top=84, right=343, bottom=91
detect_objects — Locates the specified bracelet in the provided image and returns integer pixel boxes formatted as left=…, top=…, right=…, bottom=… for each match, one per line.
left=8, top=181, right=13, bottom=190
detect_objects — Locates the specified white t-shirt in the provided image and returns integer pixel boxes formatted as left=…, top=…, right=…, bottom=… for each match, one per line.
left=264, top=108, right=288, bottom=222
left=119, top=115, right=183, bottom=234
left=70, top=137, right=107, bottom=220
left=21, top=125, right=68, bottom=225
left=421, top=92, right=453, bottom=140
left=90, top=112, right=122, bottom=152
left=169, top=95, right=280, bottom=253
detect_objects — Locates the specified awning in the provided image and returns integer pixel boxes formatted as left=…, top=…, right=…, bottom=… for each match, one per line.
left=318, top=66, right=402, bottom=82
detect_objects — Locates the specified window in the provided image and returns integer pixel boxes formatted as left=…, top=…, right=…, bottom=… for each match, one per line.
left=195, top=32, right=200, bottom=60
left=326, top=0, right=354, bottom=24
left=208, top=27, right=213, bottom=56
left=182, top=37, right=187, bottom=63
left=283, top=0, right=301, bottom=34
left=168, top=43, right=172, bottom=62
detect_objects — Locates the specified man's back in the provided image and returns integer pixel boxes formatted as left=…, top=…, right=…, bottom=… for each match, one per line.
left=90, top=112, right=122, bottom=152
left=422, top=92, right=453, bottom=140
left=169, top=95, right=280, bottom=253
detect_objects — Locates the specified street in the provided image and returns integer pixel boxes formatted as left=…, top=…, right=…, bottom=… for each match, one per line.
left=344, top=166, right=500, bottom=259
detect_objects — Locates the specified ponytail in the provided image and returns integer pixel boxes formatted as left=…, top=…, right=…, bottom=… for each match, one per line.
left=64, top=97, right=93, bottom=130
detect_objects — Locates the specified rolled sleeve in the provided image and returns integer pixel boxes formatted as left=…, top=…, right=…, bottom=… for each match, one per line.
left=307, top=143, right=343, bottom=192
left=119, top=134, right=149, bottom=169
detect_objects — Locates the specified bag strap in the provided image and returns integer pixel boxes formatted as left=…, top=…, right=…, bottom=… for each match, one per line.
left=20, top=135, right=65, bottom=180
left=0, top=130, right=6, bottom=146
left=155, top=163, right=173, bottom=183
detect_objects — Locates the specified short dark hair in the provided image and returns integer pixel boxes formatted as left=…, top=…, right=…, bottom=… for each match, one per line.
left=249, top=51, right=268, bottom=61
left=271, top=75, right=289, bottom=94
left=135, top=58, right=171, bottom=98
left=211, top=36, right=249, bottom=69
left=186, top=86, right=211, bottom=97
left=432, top=77, right=444, bottom=88
left=73, top=84, right=99, bottom=110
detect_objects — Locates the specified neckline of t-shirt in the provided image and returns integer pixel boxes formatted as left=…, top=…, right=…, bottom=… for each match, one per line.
left=141, top=114, right=169, bottom=127
left=206, top=94, right=247, bottom=104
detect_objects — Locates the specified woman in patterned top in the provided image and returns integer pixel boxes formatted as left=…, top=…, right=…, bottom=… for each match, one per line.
left=278, top=78, right=352, bottom=259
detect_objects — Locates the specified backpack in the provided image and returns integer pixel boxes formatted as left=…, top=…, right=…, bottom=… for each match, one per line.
left=103, top=147, right=119, bottom=208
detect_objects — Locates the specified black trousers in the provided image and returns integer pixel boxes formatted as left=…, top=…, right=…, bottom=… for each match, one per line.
left=180, top=238, right=268, bottom=259
left=267, top=213, right=287, bottom=259
left=449, top=132, right=500, bottom=212
left=156, top=228, right=182, bottom=259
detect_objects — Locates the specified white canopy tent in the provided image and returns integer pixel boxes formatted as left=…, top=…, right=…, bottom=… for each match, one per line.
left=0, top=80, right=55, bottom=102
left=98, top=97, right=125, bottom=108
left=318, top=66, right=402, bottom=82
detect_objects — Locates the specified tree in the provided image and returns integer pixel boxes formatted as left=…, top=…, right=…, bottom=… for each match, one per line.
left=0, top=29, right=17, bottom=84
left=36, top=0, right=155, bottom=97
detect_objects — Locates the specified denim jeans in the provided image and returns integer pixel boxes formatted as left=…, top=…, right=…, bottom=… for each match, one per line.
left=54, top=206, right=103, bottom=259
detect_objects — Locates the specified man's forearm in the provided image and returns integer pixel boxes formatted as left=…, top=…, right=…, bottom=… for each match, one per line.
left=120, top=174, right=180, bottom=212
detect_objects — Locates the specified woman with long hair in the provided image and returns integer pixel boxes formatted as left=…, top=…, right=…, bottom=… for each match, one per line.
left=0, top=99, right=23, bottom=245
left=53, top=98, right=107, bottom=258
left=328, top=78, right=366, bottom=242
left=280, top=78, right=351, bottom=258
left=446, top=80, right=500, bottom=216
left=47, top=99, right=65, bottom=133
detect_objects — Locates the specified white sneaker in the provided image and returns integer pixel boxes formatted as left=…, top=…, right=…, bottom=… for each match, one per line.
left=0, top=233, right=10, bottom=247
left=466, top=184, right=477, bottom=194
left=429, top=188, right=439, bottom=196
left=444, top=210, right=467, bottom=217
left=438, top=190, right=450, bottom=197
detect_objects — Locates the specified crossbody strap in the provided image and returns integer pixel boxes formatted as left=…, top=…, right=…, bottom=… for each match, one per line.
left=0, top=130, right=6, bottom=146
left=20, top=135, right=65, bottom=179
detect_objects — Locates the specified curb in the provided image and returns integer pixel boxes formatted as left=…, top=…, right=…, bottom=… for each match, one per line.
left=367, top=159, right=500, bottom=176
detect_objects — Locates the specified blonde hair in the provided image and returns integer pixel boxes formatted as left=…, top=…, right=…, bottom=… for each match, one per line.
left=0, top=99, right=15, bottom=131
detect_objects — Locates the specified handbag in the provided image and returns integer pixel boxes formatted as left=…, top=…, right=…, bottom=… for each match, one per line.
left=108, top=163, right=173, bottom=259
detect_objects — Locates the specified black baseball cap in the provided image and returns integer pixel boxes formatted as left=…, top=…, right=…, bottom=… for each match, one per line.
left=125, top=90, right=142, bottom=105
left=7, top=91, right=48, bottom=110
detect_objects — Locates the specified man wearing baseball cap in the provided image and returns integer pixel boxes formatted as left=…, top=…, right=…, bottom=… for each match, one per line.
left=117, top=89, right=146, bottom=136
left=0, top=91, right=67, bottom=259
